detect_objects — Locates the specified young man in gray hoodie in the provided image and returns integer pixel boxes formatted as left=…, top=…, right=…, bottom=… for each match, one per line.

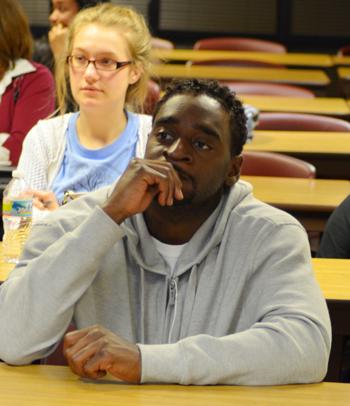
left=0, top=79, right=330, bottom=385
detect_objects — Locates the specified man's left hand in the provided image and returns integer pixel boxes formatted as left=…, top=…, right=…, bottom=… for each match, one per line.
left=63, top=325, right=141, bottom=383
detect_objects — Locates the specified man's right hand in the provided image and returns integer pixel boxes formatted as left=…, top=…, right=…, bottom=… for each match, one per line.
left=102, top=158, right=183, bottom=224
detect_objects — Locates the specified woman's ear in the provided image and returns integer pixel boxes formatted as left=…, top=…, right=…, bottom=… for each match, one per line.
left=128, top=63, right=142, bottom=85
left=225, top=155, right=242, bottom=187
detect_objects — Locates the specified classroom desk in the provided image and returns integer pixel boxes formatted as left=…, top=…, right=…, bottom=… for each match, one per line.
left=0, top=363, right=349, bottom=406
left=333, top=55, right=350, bottom=66
left=151, top=64, right=330, bottom=86
left=153, top=49, right=334, bottom=67
left=0, top=258, right=13, bottom=282
left=244, top=131, right=350, bottom=179
left=241, top=96, right=350, bottom=116
left=312, top=258, right=350, bottom=382
left=241, top=176, right=350, bottom=232
left=337, top=67, right=350, bottom=80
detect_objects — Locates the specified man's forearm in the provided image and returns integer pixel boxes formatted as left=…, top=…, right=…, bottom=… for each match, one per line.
left=0, top=206, right=124, bottom=364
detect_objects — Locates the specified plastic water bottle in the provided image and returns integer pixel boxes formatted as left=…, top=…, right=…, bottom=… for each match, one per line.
left=2, top=170, right=33, bottom=263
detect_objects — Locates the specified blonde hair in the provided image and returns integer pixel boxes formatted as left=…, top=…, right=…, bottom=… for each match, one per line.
left=56, top=3, right=152, bottom=114
left=0, top=0, right=33, bottom=72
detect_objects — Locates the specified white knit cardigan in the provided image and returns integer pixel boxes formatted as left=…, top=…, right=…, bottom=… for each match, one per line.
left=17, top=113, right=152, bottom=191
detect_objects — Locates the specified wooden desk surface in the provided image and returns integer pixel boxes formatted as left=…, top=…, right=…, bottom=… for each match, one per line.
left=153, top=49, right=334, bottom=67
left=338, top=67, right=350, bottom=80
left=241, top=96, right=350, bottom=116
left=333, top=55, right=350, bottom=66
left=312, top=258, right=350, bottom=301
left=151, top=64, right=330, bottom=86
left=241, top=176, right=350, bottom=212
left=0, top=364, right=349, bottom=406
left=245, top=130, right=350, bottom=155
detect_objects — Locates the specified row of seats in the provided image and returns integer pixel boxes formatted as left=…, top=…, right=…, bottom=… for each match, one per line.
left=154, top=34, right=350, bottom=58
left=149, top=36, right=350, bottom=180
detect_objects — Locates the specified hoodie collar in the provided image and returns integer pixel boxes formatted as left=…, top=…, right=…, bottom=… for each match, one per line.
left=122, top=180, right=253, bottom=276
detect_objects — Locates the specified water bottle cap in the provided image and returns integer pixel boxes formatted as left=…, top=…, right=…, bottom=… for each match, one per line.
left=12, top=170, right=25, bottom=179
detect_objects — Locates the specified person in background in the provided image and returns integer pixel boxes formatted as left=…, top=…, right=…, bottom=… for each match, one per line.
left=317, top=195, right=350, bottom=382
left=317, top=195, right=350, bottom=258
left=17, top=3, right=152, bottom=213
left=34, top=0, right=110, bottom=71
left=0, top=79, right=330, bottom=386
left=0, top=0, right=55, bottom=166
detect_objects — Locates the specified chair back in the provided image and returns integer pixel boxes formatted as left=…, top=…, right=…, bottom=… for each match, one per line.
left=143, top=80, right=161, bottom=115
left=337, top=45, right=350, bottom=56
left=256, top=112, right=350, bottom=131
left=151, top=37, right=175, bottom=50
left=223, top=82, right=315, bottom=98
left=193, top=37, right=286, bottom=53
left=241, top=151, right=316, bottom=178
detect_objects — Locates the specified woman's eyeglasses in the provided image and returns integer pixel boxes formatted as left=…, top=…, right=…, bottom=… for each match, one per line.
left=67, top=55, right=132, bottom=72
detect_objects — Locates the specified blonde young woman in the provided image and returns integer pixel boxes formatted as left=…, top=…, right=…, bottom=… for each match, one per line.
left=17, top=3, right=152, bottom=211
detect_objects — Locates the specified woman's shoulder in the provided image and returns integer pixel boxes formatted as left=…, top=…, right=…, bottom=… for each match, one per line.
left=26, top=113, right=73, bottom=142
left=36, top=113, right=72, bottom=130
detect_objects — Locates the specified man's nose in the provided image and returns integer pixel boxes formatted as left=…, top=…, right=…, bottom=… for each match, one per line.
left=165, top=139, right=192, bottom=162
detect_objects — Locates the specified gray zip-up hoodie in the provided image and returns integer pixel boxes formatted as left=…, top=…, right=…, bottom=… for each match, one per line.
left=0, top=181, right=331, bottom=385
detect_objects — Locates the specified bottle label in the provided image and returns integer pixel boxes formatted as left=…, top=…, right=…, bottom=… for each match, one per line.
left=3, top=199, right=33, bottom=217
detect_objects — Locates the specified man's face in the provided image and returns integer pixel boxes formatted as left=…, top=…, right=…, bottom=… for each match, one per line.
left=49, top=0, right=79, bottom=27
left=146, top=94, right=242, bottom=206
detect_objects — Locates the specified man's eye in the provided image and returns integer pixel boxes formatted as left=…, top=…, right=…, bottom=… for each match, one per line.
left=156, top=131, right=173, bottom=143
left=193, top=139, right=210, bottom=150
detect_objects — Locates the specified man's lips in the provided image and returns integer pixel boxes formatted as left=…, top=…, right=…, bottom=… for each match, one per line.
left=171, top=164, right=193, bottom=183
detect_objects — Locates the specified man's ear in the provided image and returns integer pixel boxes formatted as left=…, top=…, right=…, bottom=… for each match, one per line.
left=225, top=155, right=242, bottom=187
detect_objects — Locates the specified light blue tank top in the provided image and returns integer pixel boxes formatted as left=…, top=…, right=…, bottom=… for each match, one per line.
left=52, top=111, right=139, bottom=203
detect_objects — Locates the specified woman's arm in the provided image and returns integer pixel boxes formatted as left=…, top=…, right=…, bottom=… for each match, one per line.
left=3, top=63, right=55, bottom=165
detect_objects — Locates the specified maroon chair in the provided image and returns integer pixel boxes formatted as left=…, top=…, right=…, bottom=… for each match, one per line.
left=223, top=82, right=315, bottom=98
left=337, top=45, right=350, bottom=56
left=241, top=151, right=316, bottom=178
left=143, top=80, right=161, bottom=115
left=241, top=151, right=319, bottom=251
left=193, top=37, right=287, bottom=53
left=256, top=112, right=350, bottom=132
left=151, top=37, right=175, bottom=50
left=191, top=37, right=286, bottom=68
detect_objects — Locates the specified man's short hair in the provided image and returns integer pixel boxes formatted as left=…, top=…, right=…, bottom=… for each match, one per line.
left=153, top=79, right=248, bottom=156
